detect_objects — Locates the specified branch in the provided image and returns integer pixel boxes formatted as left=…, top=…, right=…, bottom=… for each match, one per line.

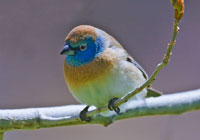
left=114, top=0, right=185, bottom=108
left=0, top=89, right=200, bottom=132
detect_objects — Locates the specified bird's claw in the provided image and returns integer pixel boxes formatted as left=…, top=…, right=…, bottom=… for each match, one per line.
left=108, top=98, right=121, bottom=115
left=79, top=105, right=91, bottom=122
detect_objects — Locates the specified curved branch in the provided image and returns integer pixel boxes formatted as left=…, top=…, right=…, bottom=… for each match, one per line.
left=0, top=89, right=200, bottom=131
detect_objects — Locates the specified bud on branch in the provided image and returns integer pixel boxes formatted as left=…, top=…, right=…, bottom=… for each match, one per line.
left=170, top=0, right=184, bottom=22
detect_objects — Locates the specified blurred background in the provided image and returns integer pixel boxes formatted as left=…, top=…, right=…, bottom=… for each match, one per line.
left=0, top=0, right=200, bottom=140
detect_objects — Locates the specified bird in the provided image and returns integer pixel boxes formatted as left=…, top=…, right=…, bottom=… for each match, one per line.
left=60, top=25, right=160, bottom=121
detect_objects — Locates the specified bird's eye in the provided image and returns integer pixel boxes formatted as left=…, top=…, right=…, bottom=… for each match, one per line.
left=80, top=44, right=87, bottom=51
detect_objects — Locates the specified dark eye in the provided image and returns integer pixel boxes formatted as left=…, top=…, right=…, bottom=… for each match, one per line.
left=80, top=44, right=87, bottom=51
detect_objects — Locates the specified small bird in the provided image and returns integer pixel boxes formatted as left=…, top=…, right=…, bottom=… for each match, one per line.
left=60, top=25, right=160, bottom=121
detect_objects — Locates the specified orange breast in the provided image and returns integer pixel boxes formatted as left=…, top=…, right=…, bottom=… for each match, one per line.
left=64, top=51, right=115, bottom=89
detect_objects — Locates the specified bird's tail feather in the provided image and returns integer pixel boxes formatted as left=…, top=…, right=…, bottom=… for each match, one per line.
left=146, top=88, right=162, bottom=98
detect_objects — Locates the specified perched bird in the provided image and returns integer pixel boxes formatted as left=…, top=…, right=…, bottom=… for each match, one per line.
left=60, top=25, right=160, bottom=121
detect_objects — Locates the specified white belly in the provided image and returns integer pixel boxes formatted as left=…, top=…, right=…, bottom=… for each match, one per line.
left=69, top=60, right=147, bottom=108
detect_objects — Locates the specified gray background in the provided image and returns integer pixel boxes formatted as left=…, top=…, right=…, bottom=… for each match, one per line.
left=0, top=0, right=200, bottom=140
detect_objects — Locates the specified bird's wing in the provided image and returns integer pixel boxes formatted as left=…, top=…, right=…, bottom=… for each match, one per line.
left=108, top=35, right=148, bottom=80
left=105, top=34, right=163, bottom=98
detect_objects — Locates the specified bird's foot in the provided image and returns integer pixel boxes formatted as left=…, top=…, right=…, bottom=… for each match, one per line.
left=108, top=98, right=121, bottom=115
left=79, top=105, right=91, bottom=122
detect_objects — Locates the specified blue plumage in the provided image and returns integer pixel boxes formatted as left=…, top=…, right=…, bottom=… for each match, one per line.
left=65, top=34, right=105, bottom=67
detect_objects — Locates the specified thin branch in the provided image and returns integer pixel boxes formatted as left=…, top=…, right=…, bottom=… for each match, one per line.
left=115, top=20, right=179, bottom=105
left=115, top=3, right=182, bottom=108
left=0, top=89, right=200, bottom=131
left=85, top=0, right=185, bottom=118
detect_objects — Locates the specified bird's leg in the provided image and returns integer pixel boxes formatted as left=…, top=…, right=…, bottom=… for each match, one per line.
left=108, top=98, right=121, bottom=115
left=79, top=105, right=91, bottom=122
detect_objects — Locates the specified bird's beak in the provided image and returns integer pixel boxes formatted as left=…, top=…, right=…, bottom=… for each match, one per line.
left=60, top=45, right=75, bottom=55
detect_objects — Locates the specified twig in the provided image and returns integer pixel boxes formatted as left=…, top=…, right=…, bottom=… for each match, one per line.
left=115, top=20, right=179, bottom=107
left=86, top=0, right=185, bottom=118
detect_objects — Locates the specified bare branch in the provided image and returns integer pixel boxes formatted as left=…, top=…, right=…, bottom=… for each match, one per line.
left=0, top=89, right=200, bottom=132
left=86, top=0, right=185, bottom=118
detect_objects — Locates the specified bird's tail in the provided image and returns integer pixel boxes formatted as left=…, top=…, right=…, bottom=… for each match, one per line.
left=146, top=88, right=162, bottom=98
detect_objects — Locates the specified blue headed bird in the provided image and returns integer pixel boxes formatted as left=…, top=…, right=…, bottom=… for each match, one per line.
left=60, top=25, right=160, bottom=121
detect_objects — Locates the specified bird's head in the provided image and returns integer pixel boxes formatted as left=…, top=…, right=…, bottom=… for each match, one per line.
left=60, top=25, right=106, bottom=67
